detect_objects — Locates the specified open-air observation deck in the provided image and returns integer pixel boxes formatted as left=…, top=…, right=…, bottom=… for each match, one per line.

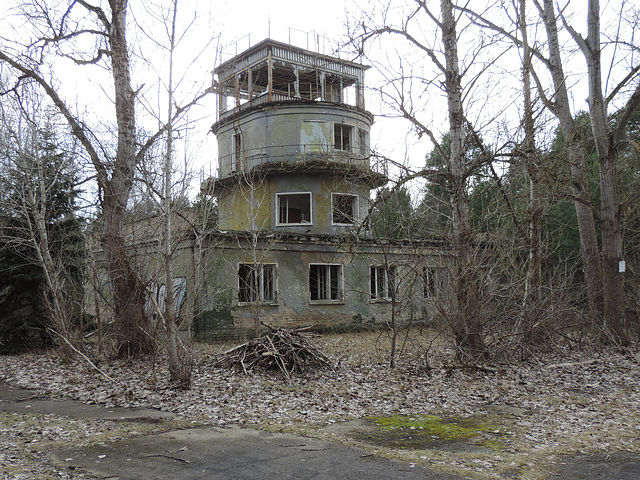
left=207, top=38, right=386, bottom=188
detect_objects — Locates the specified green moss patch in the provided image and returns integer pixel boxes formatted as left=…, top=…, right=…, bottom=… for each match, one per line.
left=355, top=414, right=494, bottom=450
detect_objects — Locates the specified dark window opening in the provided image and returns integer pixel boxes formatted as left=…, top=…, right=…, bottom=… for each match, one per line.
left=423, top=267, right=446, bottom=298
left=334, top=124, right=352, bottom=151
left=239, top=264, right=275, bottom=303
left=370, top=266, right=396, bottom=300
left=310, top=264, right=342, bottom=301
left=277, top=193, right=311, bottom=225
left=233, top=133, right=243, bottom=171
left=358, top=128, right=369, bottom=156
left=333, top=194, right=357, bottom=225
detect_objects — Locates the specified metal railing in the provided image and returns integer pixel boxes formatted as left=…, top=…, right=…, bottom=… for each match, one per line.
left=213, top=143, right=387, bottom=178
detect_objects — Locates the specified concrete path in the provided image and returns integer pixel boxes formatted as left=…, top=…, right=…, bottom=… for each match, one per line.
left=0, top=382, right=174, bottom=421
left=1, top=382, right=465, bottom=479
left=4, top=381, right=640, bottom=479
left=50, top=426, right=467, bottom=480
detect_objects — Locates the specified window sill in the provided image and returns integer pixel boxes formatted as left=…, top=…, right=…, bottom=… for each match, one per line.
left=237, top=302, right=279, bottom=307
left=369, top=298, right=394, bottom=304
left=309, top=299, right=345, bottom=306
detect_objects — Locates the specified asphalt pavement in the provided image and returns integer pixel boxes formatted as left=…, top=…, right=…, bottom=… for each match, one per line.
left=1, top=382, right=465, bottom=479
left=3, top=381, right=640, bottom=479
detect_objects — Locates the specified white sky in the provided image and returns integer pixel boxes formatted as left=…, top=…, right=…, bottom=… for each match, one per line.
left=2, top=1, right=635, bottom=202
left=207, top=0, right=429, bottom=180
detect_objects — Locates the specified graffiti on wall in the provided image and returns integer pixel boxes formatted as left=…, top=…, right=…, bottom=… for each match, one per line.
left=148, top=277, right=187, bottom=320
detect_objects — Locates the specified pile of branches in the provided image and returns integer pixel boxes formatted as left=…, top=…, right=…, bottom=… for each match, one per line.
left=215, top=326, right=334, bottom=378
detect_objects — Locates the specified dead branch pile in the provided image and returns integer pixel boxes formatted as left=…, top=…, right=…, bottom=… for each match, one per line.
left=215, top=327, right=334, bottom=378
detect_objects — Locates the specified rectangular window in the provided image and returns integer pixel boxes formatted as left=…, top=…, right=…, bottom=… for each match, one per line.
left=233, top=133, right=243, bottom=172
left=300, top=121, right=330, bottom=153
left=277, top=192, right=312, bottom=225
left=358, top=128, right=369, bottom=156
left=334, top=123, right=352, bottom=151
left=238, top=264, right=276, bottom=304
left=309, top=264, right=343, bottom=302
left=370, top=265, right=397, bottom=301
left=332, top=194, right=357, bottom=225
left=423, top=267, right=447, bottom=298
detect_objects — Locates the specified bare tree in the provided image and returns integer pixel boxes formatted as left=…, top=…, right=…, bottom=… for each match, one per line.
left=513, top=0, right=543, bottom=341
left=460, top=1, right=640, bottom=342
left=351, top=0, right=494, bottom=359
left=534, top=0, right=605, bottom=329
left=561, top=0, right=640, bottom=344
left=0, top=0, right=214, bottom=356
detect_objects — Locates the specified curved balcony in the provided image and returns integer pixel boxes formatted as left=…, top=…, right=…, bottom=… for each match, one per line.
left=202, top=143, right=388, bottom=195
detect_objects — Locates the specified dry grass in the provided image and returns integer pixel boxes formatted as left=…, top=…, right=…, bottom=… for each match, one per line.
left=2, top=327, right=640, bottom=479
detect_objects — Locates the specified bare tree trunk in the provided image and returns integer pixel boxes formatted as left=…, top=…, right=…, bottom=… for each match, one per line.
left=163, top=0, right=184, bottom=386
left=584, top=0, right=626, bottom=343
left=441, top=0, right=485, bottom=359
left=539, top=0, right=605, bottom=322
left=517, top=0, right=542, bottom=341
left=104, top=0, right=152, bottom=356
left=564, top=0, right=632, bottom=343
left=28, top=172, right=74, bottom=358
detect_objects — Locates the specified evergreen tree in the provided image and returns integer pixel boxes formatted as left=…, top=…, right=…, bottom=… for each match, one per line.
left=370, top=187, right=414, bottom=239
left=0, top=124, right=83, bottom=352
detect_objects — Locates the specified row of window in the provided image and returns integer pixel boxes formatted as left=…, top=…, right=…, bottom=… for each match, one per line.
left=237, top=263, right=447, bottom=305
left=277, top=192, right=357, bottom=226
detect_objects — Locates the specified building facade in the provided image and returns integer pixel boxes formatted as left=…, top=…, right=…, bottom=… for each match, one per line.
left=193, top=39, right=449, bottom=338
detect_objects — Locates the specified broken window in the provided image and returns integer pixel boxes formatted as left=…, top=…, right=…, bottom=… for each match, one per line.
left=334, top=123, right=352, bottom=151
left=277, top=193, right=312, bottom=225
left=423, top=267, right=447, bottom=298
left=332, top=194, right=357, bottom=225
left=309, top=264, right=343, bottom=302
left=238, top=264, right=276, bottom=304
left=370, top=265, right=397, bottom=301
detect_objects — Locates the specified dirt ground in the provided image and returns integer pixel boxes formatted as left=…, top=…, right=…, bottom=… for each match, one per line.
left=1, top=330, right=640, bottom=479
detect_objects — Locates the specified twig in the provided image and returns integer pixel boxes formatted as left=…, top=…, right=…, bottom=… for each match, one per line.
left=144, top=454, right=190, bottom=464
left=57, top=333, right=118, bottom=384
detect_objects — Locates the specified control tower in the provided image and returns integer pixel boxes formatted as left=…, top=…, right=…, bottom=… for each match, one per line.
left=208, top=38, right=387, bottom=234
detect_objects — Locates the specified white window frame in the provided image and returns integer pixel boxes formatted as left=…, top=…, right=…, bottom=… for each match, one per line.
left=334, top=123, right=353, bottom=152
left=238, top=263, right=277, bottom=305
left=276, top=192, right=312, bottom=226
left=331, top=193, right=358, bottom=225
left=370, top=265, right=397, bottom=302
left=309, top=263, right=344, bottom=303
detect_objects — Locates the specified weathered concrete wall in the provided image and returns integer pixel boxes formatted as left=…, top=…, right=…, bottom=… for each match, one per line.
left=214, top=102, right=374, bottom=177
left=217, top=173, right=370, bottom=236
left=193, top=233, right=450, bottom=338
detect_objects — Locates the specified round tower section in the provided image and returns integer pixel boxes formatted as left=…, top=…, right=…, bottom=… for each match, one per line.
left=208, top=39, right=387, bottom=236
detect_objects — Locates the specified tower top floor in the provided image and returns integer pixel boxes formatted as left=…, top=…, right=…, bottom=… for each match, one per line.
left=214, top=38, right=369, bottom=122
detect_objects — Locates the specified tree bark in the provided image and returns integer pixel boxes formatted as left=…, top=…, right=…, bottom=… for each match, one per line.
left=103, top=0, right=153, bottom=356
left=571, top=0, right=628, bottom=343
left=539, top=0, right=605, bottom=321
left=163, top=0, right=186, bottom=386
left=441, top=0, right=485, bottom=358
left=517, top=0, right=543, bottom=341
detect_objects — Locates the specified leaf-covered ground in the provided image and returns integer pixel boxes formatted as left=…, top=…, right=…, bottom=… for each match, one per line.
left=1, top=330, right=639, bottom=479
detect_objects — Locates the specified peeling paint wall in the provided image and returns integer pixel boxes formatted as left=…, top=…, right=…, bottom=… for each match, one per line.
left=193, top=234, right=450, bottom=338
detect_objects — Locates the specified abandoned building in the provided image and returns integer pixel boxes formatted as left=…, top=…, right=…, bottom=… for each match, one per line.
left=188, top=38, right=450, bottom=338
